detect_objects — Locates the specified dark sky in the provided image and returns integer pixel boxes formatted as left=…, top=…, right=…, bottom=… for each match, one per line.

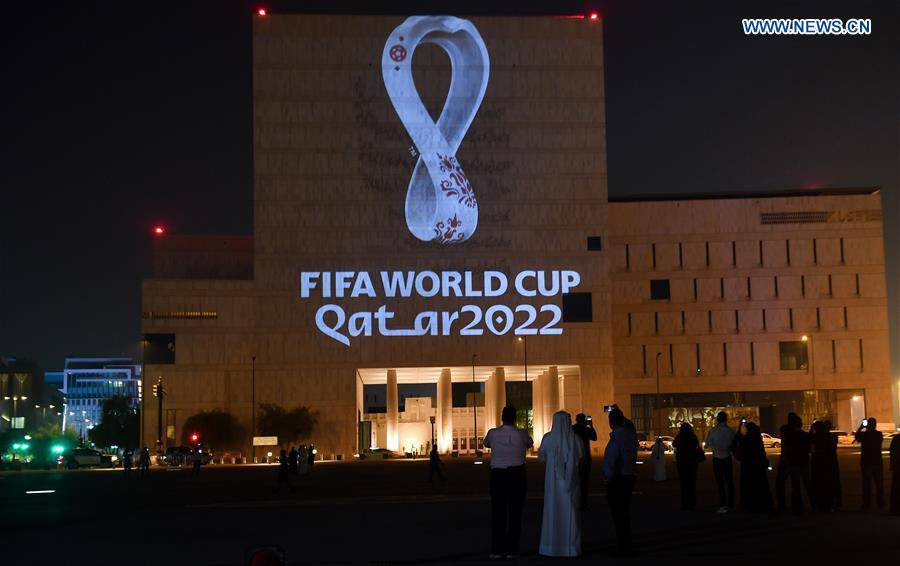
left=2, top=0, right=898, bottom=371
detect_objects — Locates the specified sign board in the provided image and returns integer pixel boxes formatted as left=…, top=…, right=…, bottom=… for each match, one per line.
left=252, top=436, right=278, bottom=446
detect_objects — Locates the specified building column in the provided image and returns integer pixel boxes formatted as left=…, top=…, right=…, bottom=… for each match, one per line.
left=437, top=368, right=453, bottom=454
left=386, top=369, right=399, bottom=451
left=492, top=367, right=506, bottom=427
left=545, top=366, right=561, bottom=428
left=484, top=371, right=495, bottom=432
left=532, top=372, right=545, bottom=446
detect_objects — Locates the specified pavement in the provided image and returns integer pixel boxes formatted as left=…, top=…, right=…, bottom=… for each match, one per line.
left=0, top=450, right=898, bottom=565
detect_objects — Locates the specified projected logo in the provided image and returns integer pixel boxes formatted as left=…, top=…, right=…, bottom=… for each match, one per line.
left=382, top=16, right=490, bottom=244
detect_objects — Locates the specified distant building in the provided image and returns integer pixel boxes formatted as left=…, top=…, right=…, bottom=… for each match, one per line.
left=0, top=357, right=40, bottom=431
left=60, top=356, right=141, bottom=438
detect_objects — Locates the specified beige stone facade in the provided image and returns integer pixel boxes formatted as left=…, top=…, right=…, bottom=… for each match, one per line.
left=140, top=15, right=896, bottom=460
left=141, top=15, right=612, bottom=458
left=608, top=192, right=896, bottom=435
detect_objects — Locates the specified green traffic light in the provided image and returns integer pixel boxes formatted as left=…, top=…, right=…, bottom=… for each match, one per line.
left=51, top=445, right=65, bottom=454
left=20, top=443, right=29, bottom=450
left=12, top=443, right=20, bottom=450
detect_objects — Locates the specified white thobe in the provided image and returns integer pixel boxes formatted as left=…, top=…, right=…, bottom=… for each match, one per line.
left=651, top=442, right=667, bottom=482
left=538, top=432, right=583, bottom=557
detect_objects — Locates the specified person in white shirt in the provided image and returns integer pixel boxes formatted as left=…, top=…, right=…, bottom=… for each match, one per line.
left=705, top=411, right=736, bottom=513
left=483, top=405, right=533, bottom=559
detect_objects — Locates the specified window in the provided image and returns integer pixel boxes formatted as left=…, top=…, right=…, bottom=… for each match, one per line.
left=681, top=311, right=686, bottom=333
left=654, top=312, right=659, bottom=334
left=843, top=306, right=848, bottom=328
left=625, top=244, right=630, bottom=270
left=801, top=276, right=806, bottom=297
left=732, top=241, right=737, bottom=266
left=758, top=240, right=764, bottom=265
left=750, top=342, right=756, bottom=372
left=652, top=243, right=657, bottom=269
left=859, top=339, right=864, bottom=370
left=831, top=340, right=836, bottom=369
left=693, top=279, right=698, bottom=301
left=642, top=345, right=647, bottom=374
left=695, top=344, right=701, bottom=375
left=828, top=274, right=833, bottom=296
left=723, top=343, right=728, bottom=373
left=669, top=344, right=674, bottom=373
left=705, top=242, right=710, bottom=267
left=855, top=274, right=860, bottom=295
left=774, top=276, right=779, bottom=297
left=627, top=313, right=632, bottom=336
left=678, top=243, right=684, bottom=268
left=587, top=236, right=602, bottom=251
left=840, top=238, right=845, bottom=263
left=650, top=279, right=671, bottom=300
left=786, top=240, right=791, bottom=265
left=562, top=292, right=593, bottom=322
left=813, top=239, right=818, bottom=264
left=779, top=341, right=809, bottom=370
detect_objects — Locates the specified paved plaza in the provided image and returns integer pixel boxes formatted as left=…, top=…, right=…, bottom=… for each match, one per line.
left=1, top=450, right=897, bottom=565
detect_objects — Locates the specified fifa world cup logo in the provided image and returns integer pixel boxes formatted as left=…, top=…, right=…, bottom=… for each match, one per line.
left=382, top=16, right=490, bottom=244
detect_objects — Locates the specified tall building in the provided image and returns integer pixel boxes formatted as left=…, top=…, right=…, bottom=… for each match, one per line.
left=140, top=12, right=896, bottom=459
left=0, top=357, right=39, bottom=431
left=60, top=356, right=141, bottom=438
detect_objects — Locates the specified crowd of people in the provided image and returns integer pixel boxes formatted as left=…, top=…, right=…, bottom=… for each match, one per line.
left=482, top=404, right=900, bottom=560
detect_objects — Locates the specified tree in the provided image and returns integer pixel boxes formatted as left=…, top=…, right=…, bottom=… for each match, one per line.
left=257, top=403, right=318, bottom=448
left=181, top=409, right=244, bottom=450
left=88, top=395, right=139, bottom=449
left=28, top=424, right=80, bottom=466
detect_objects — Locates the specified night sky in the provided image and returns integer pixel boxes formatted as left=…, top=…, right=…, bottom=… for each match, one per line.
left=2, top=1, right=897, bottom=372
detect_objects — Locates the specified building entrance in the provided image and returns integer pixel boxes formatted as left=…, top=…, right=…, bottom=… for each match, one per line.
left=356, top=365, right=582, bottom=455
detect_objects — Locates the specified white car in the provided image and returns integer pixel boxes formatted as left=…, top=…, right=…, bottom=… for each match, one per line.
left=761, top=433, right=781, bottom=448
left=59, top=448, right=113, bottom=469
left=639, top=436, right=674, bottom=452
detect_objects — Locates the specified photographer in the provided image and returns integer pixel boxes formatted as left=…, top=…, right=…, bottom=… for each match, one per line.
left=572, top=413, right=597, bottom=511
left=855, top=417, right=884, bottom=510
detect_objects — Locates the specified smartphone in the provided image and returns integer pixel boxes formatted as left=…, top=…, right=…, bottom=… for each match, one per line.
left=862, top=419, right=869, bottom=427
left=586, top=415, right=593, bottom=422
left=740, top=417, right=747, bottom=424
left=603, top=404, right=616, bottom=413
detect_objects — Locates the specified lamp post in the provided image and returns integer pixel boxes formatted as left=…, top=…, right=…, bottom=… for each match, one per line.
left=471, top=354, right=478, bottom=456
left=429, top=415, right=436, bottom=451
left=655, top=352, right=663, bottom=438
left=251, top=355, right=256, bottom=464
left=802, top=335, right=817, bottom=419
left=139, top=339, right=146, bottom=452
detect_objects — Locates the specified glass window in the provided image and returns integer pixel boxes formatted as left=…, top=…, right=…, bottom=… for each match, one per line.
left=650, top=279, right=671, bottom=300
left=779, top=341, right=808, bottom=370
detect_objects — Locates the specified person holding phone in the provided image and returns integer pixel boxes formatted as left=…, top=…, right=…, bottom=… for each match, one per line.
left=572, top=413, right=597, bottom=511
left=855, top=417, right=884, bottom=510
left=705, top=411, right=736, bottom=513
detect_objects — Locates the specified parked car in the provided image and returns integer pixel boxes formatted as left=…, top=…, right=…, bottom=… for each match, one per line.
left=639, top=436, right=674, bottom=452
left=161, top=446, right=212, bottom=466
left=830, top=430, right=855, bottom=446
left=59, top=448, right=113, bottom=469
left=761, top=433, right=781, bottom=448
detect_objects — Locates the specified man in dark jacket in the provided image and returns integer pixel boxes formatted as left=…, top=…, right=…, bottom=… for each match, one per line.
left=784, top=413, right=811, bottom=514
left=855, top=417, right=884, bottom=510
left=572, top=413, right=597, bottom=510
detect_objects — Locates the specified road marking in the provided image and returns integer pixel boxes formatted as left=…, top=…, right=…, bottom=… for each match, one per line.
left=25, top=490, right=56, bottom=495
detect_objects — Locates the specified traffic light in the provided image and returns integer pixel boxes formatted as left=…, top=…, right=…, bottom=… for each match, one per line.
left=190, top=432, right=199, bottom=444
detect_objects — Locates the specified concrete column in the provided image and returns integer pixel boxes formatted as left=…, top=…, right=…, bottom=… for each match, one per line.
left=437, top=368, right=453, bottom=453
left=386, top=369, right=399, bottom=451
left=545, top=366, right=561, bottom=428
left=484, top=371, right=495, bottom=431
left=492, top=367, right=507, bottom=427
left=532, top=372, right=545, bottom=446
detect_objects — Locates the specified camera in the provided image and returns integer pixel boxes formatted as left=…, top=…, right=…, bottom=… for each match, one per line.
left=740, top=417, right=747, bottom=424
left=862, top=419, right=869, bottom=427
left=586, top=415, right=593, bottom=422
left=603, top=404, right=616, bottom=413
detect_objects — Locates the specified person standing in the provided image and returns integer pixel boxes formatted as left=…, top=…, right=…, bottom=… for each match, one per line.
left=810, top=420, right=837, bottom=512
left=539, top=411, right=584, bottom=557
left=650, top=437, right=667, bottom=483
left=705, top=411, right=735, bottom=513
left=602, top=407, right=638, bottom=557
left=572, top=413, right=597, bottom=510
left=673, top=423, right=701, bottom=510
left=288, top=446, right=299, bottom=475
left=775, top=413, right=796, bottom=512
left=824, top=421, right=842, bottom=511
left=483, top=405, right=533, bottom=560
left=139, top=446, right=151, bottom=479
left=122, top=447, right=133, bottom=479
left=785, top=414, right=812, bottom=514
left=190, top=448, right=202, bottom=476
left=735, top=422, right=772, bottom=513
left=855, top=417, right=884, bottom=510
left=890, top=432, right=900, bottom=515
left=298, top=445, right=310, bottom=476
left=429, top=445, right=447, bottom=483
left=274, top=449, right=293, bottom=493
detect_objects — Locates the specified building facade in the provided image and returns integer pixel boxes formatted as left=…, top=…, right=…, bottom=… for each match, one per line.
left=608, top=192, right=892, bottom=438
left=140, top=13, right=896, bottom=459
left=60, top=356, right=141, bottom=439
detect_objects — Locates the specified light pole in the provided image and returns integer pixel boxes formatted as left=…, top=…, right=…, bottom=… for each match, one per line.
left=802, top=335, right=817, bottom=419
left=139, top=339, right=146, bottom=451
left=655, top=352, right=663, bottom=438
left=251, top=355, right=256, bottom=464
left=429, top=415, right=436, bottom=451
left=471, top=354, right=479, bottom=456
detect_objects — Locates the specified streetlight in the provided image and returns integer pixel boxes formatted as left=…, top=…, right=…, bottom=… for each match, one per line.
left=251, top=355, right=256, bottom=464
left=429, top=415, right=436, bottom=451
left=655, top=352, right=663, bottom=437
left=801, top=335, right=818, bottom=419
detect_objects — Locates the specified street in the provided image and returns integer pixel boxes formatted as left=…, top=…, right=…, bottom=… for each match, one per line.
left=0, top=450, right=897, bottom=565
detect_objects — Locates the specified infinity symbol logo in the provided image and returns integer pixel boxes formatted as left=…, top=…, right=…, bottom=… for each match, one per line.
left=382, top=16, right=490, bottom=244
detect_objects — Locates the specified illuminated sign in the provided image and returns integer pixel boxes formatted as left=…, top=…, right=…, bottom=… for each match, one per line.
left=382, top=16, right=490, bottom=244
left=301, top=270, right=581, bottom=346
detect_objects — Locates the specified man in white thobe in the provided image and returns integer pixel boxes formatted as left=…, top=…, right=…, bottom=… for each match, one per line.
left=539, top=411, right=584, bottom=557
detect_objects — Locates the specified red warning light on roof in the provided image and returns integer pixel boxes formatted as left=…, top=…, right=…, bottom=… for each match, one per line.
left=153, top=226, right=165, bottom=236
left=257, top=8, right=267, bottom=17
left=589, top=13, right=600, bottom=21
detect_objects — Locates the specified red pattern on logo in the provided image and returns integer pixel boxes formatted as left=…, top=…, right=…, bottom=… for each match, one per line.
left=436, top=153, right=476, bottom=208
left=433, top=214, right=465, bottom=244
left=389, top=45, right=407, bottom=62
